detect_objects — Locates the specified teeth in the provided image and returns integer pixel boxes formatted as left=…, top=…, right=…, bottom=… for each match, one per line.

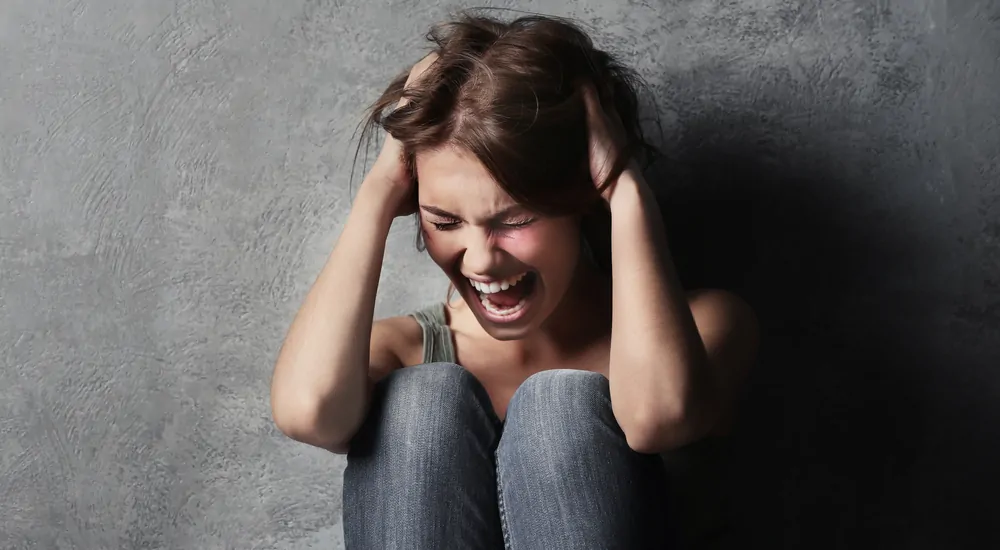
left=468, top=272, right=527, bottom=295
left=480, top=296, right=527, bottom=316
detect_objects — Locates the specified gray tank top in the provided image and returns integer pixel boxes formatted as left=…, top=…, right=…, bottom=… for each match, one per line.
left=409, top=303, right=457, bottom=364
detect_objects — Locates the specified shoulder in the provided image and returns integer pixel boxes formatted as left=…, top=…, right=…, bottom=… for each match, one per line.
left=686, top=289, right=756, bottom=324
left=374, top=314, right=423, bottom=342
left=684, top=288, right=759, bottom=435
left=370, top=314, right=424, bottom=379
left=686, top=288, right=759, bottom=345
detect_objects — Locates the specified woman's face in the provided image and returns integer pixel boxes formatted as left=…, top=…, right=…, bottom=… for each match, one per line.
left=415, top=145, right=582, bottom=341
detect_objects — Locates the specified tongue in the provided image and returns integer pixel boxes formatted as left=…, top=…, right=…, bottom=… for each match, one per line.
left=485, top=280, right=531, bottom=308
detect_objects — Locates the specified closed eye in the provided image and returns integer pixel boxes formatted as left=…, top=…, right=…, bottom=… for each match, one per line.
left=428, top=216, right=534, bottom=232
left=430, top=220, right=460, bottom=231
left=501, top=217, right=535, bottom=229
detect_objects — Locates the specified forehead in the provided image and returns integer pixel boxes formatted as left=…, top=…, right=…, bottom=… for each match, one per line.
left=415, top=146, right=517, bottom=213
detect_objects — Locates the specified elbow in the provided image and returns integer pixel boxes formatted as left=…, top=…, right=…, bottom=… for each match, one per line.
left=271, top=393, right=352, bottom=453
left=271, top=395, right=322, bottom=444
left=271, top=399, right=315, bottom=442
left=619, top=402, right=711, bottom=454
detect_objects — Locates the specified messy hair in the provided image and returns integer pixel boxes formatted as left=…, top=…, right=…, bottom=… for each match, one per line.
left=352, top=8, right=665, bottom=272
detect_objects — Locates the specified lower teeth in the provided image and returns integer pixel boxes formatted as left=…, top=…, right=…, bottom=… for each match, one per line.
left=479, top=294, right=527, bottom=316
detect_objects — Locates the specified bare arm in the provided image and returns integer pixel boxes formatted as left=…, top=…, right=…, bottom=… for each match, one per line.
left=606, top=169, right=711, bottom=452
left=270, top=52, right=440, bottom=453
left=270, top=180, right=407, bottom=453
left=607, top=169, right=759, bottom=453
left=578, top=80, right=758, bottom=453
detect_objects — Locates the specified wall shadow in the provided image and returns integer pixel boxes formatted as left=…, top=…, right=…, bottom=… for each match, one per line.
left=645, top=110, right=1000, bottom=549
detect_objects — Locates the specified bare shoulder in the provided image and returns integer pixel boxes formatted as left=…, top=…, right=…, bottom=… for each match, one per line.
left=686, top=288, right=756, bottom=322
left=373, top=315, right=423, bottom=350
left=685, top=289, right=759, bottom=374
left=369, top=315, right=424, bottom=381
left=685, top=288, right=759, bottom=434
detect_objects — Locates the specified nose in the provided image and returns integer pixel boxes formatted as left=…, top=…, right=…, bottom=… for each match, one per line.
left=462, top=230, right=505, bottom=276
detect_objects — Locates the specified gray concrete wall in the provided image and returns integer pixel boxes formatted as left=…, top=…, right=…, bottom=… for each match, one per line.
left=2, top=1, right=997, bottom=548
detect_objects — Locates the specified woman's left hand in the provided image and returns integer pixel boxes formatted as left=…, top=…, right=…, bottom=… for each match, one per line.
left=580, top=81, right=637, bottom=203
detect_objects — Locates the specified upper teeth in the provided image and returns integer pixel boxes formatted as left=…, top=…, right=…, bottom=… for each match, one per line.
left=469, top=273, right=526, bottom=294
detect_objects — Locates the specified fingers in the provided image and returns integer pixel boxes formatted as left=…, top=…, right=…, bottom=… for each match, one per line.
left=580, top=80, right=617, bottom=143
left=398, top=52, right=440, bottom=109
left=405, top=51, right=440, bottom=87
left=580, top=79, right=629, bottom=141
left=578, top=79, right=601, bottom=114
left=579, top=80, right=620, bottom=123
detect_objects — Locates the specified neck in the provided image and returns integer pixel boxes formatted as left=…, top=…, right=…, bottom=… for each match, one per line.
left=522, top=257, right=612, bottom=356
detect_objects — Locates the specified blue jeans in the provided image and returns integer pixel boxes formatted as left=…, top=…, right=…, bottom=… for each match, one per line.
left=343, top=362, right=674, bottom=549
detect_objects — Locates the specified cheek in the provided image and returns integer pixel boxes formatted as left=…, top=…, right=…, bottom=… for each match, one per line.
left=503, top=225, right=578, bottom=269
left=421, top=229, right=454, bottom=266
left=499, top=227, right=545, bottom=259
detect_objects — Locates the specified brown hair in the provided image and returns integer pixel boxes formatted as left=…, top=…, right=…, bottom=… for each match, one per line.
left=351, top=9, right=665, bottom=290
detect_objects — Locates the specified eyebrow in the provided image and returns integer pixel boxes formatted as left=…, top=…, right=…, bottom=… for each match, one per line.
left=419, top=204, right=526, bottom=221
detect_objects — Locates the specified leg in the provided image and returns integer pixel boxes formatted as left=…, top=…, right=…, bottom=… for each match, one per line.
left=344, top=363, right=504, bottom=550
left=496, top=369, right=674, bottom=550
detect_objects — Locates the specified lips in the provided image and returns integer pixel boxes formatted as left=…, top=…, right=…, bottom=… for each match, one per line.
left=463, top=271, right=538, bottom=324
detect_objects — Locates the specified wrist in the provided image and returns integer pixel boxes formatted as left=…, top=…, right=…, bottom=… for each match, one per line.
left=601, top=158, right=643, bottom=204
left=606, top=166, right=648, bottom=213
left=355, top=176, right=411, bottom=225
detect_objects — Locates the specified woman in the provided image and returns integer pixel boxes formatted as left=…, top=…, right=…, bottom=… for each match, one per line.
left=271, top=11, right=759, bottom=550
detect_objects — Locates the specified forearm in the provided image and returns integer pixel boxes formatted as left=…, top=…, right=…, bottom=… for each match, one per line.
left=606, top=169, right=715, bottom=451
left=270, top=179, right=401, bottom=447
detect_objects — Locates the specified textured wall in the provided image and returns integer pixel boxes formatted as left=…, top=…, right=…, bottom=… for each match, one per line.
left=1, top=0, right=997, bottom=548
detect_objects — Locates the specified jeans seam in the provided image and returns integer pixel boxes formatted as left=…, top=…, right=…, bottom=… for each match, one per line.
left=495, top=447, right=512, bottom=549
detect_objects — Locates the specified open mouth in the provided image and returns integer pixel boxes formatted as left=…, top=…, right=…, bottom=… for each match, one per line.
left=466, top=271, right=538, bottom=322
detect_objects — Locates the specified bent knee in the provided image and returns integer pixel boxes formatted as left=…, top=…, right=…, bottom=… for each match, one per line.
left=354, top=362, right=495, bottom=451
left=379, top=361, right=475, bottom=399
left=508, top=369, right=610, bottom=417
left=374, top=362, right=486, bottom=418
left=504, top=369, right=615, bottom=437
left=499, top=370, right=628, bottom=468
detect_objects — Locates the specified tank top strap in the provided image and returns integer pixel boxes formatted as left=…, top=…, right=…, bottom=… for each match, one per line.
left=408, top=302, right=457, bottom=365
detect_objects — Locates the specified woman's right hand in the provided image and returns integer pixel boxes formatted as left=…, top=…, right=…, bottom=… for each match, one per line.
left=366, top=52, right=440, bottom=218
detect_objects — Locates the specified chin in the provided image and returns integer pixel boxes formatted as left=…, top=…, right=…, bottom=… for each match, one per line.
left=476, top=318, right=535, bottom=341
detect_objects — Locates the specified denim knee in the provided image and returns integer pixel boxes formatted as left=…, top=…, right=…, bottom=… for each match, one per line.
left=501, top=369, right=622, bottom=456
left=344, top=363, right=506, bottom=549
left=349, top=362, right=499, bottom=458
left=496, top=370, right=673, bottom=549
left=507, top=368, right=613, bottom=420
